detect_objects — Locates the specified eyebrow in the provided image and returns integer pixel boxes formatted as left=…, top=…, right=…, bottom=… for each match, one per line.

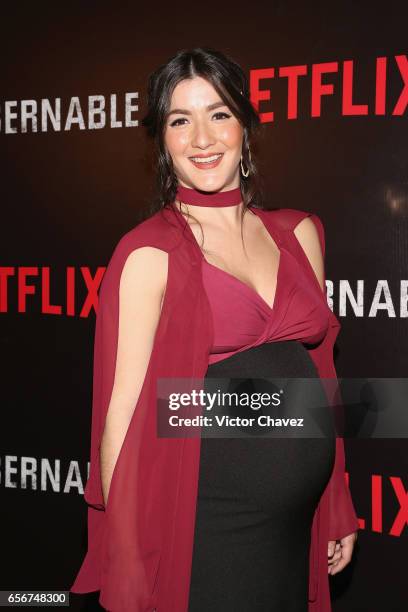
left=166, top=101, right=228, bottom=118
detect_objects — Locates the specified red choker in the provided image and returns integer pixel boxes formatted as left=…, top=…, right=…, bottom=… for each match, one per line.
left=175, top=184, right=243, bottom=207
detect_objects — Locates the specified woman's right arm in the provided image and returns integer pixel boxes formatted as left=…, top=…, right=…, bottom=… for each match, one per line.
left=99, top=246, right=168, bottom=506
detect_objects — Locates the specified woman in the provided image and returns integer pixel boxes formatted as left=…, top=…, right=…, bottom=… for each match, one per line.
left=70, top=48, right=359, bottom=612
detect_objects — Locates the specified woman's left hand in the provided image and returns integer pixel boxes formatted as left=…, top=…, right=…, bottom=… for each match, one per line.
left=327, top=531, right=358, bottom=575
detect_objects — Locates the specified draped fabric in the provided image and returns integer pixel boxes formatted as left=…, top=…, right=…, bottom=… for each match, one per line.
left=202, top=243, right=331, bottom=363
left=70, top=203, right=359, bottom=612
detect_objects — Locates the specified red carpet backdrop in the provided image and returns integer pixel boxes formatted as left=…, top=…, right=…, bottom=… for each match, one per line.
left=1, top=2, right=407, bottom=611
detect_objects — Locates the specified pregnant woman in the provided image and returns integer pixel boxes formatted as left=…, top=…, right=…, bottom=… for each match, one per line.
left=70, top=47, right=359, bottom=612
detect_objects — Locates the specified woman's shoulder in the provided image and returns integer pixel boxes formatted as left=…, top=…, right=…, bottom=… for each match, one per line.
left=260, top=207, right=326, bottom=258
left=96, top=208, right=181, bottom=297
left=254, top=206, right=326, bottom=257
left=259, top=206, right=323, bottom=232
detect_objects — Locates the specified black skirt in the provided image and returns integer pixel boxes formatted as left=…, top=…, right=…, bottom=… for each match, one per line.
left=188, top=340, right=336, bottom=612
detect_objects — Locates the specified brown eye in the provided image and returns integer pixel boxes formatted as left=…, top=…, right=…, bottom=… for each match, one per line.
left=213, top=112, right=231, bottom=120
left=169, top=118, right=187, bottom=127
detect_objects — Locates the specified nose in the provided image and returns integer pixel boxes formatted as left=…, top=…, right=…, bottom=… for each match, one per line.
left=191, top=118, right=216, bottom=150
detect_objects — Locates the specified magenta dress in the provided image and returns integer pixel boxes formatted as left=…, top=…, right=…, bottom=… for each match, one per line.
left=188, top=247, right=336, bottom=611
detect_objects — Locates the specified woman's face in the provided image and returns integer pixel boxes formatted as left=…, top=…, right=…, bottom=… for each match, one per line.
left=164, top=76, right=244, bottom=193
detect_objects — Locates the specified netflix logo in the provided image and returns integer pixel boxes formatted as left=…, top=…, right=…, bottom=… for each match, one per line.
left=348, top=473, right=408, bottom=537
left=250, top=54, right=408, bottom=121
left=0, top=266, right=106, bottom=317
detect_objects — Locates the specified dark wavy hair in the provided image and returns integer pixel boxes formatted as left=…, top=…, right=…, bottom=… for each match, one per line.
left=141, top=47, right=265, bottom=220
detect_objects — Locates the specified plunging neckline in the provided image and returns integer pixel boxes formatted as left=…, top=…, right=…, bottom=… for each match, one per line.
left=202, top=251, right=283, bottom=313
left=171, top=203, right=283, bottom=312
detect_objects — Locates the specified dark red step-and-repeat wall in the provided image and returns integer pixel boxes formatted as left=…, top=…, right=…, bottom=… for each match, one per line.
left=1, top=3, right=407, bottom=611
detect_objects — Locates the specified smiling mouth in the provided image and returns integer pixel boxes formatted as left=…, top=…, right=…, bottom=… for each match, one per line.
left=189, top=153, right=224, bottom=167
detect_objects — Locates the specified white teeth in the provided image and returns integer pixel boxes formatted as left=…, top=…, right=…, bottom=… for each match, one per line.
left=190, top=154, right=222, bottom=163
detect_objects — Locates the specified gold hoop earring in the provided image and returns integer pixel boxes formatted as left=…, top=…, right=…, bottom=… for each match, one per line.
left=240, top=149, right=251, bottom=178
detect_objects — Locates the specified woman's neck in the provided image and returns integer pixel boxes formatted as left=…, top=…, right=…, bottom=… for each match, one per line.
left=173, top=183, right=248, bottom=231
left=175, top=183, right=243, bottom=208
